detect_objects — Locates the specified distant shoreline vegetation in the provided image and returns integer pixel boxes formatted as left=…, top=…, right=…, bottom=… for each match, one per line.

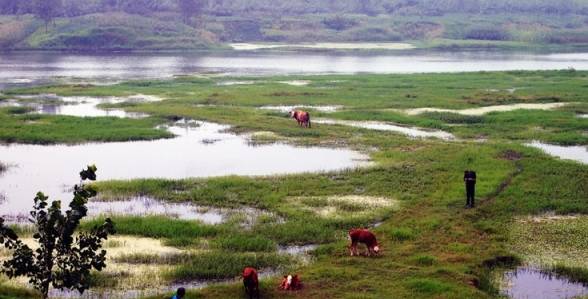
left=0, top=0, right=588, bottom=52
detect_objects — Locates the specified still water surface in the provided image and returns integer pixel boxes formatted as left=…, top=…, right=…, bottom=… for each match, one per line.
left=2, top=51, right=588, bottom=89
left=0, top=121, right=368, bottom=221
left=527, top=141, right=588, bottom=165
left=502, top=267, right=588, bottom=299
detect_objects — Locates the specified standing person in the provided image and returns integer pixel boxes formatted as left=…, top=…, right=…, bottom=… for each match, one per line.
left=171, top=287, right=186, bottom=299
left=464, top=170, right=477, bottom=208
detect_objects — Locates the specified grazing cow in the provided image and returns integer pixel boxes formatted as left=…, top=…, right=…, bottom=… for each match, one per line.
left=243, top=267, right=260, bottom=299
left=280, top=274, right=303, bottom=290
left=289, top=110, right=311, bottom=128
left=348, top=228, right=380, bottom=256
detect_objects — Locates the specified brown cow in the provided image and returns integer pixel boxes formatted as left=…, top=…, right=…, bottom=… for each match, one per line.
left=289, top=110, right=311, bottom=128
left=348, top=228, right=380, bottom=256
left=243, top=267, right=260, bottom=299
left=280, top=274, right=303, bottom=290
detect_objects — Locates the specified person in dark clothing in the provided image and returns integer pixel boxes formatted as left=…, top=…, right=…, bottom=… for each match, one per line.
left=171, top=287, right=186, bottom=299
left=464, top=170, right=477, bottom=208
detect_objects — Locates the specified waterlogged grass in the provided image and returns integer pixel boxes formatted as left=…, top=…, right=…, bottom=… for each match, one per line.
left=90, top=142, right=526, bottom=298
left=168, top=252, right=290, bottom=280
left=3, top=106, right=34, bottom=115
left=450, top=109, right=588, bottom=145
left=81, top=216, right=219, bottom=245
left=3, top=71, right=588, bottom=298
left=551, top=264, right=588, bottom=285
left=8, top=70, right=587, bottom=146
left=113, top=252, right=193, bottom=265
left=508, top=215, right=588, bottom=269
left=0, top=108, right=172, bottom=144
left=212, top=234, right=276, bottom=252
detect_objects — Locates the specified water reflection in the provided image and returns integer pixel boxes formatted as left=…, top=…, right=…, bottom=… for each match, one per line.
left=84, top=197, right=277, bottom=227
left=502, top=267, right=588, bottom=299
left=405, top=103, right=568, bottom=116
left=0, top=121, right=368, bottom=220
left=48, top=267, right=279, bottom=299
left=11, top=94, right=160, bottom=118
left=2, top=51, right=588, bottom=89
left=527, top=141, right=588, bottom=164
left=314, top=118, right=455, bottom=140
left=259, top=105, right=342, bottom=113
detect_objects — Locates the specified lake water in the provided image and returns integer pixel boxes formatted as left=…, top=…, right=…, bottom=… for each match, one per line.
left=527, top=141, right=588, bottom=164
left=502, top=267, right=588, bottom=299
left=404, top=103, right=569, bottom=116
left=12, top=94, right=160, bottom=118
left=2, top=51, right=588, bottom=90
left=0, top=120, right=368, bottom=221
left=314, top=118, right=455, bottom=140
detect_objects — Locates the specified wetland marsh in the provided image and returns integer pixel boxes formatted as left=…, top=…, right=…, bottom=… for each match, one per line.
left=0, top=66, right=587, bottom=298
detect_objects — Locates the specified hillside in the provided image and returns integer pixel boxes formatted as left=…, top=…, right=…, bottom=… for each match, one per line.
left=0, top=13, right=217, bottom=51
left=1, top=0, right=588, bottom=51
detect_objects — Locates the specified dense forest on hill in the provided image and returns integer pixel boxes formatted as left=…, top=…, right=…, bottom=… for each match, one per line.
left=2, top=0, right=587, bottom=16
left=0, top=0, right=588, bottom=50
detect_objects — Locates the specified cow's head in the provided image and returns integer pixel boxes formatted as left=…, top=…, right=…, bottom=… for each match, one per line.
left=373, top=245, right=380, bottom=254
left=281, top=275, right=293, bottom=289
left=289, top=110, right=296, bottom=118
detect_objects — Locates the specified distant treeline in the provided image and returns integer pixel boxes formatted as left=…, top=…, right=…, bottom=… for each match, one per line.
left=1, top=0, right=587, bottom=18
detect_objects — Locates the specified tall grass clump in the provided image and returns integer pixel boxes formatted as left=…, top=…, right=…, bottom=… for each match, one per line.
left=81, top=216, right=219, bottom=240
left=406, top=278, right=453, bottom=295
left=114, top=253, right=196, bottom=265
left=212, top=234, right=276, bottom=252
left=256, top=217, right=371, bottom=245
left=390, top=227, right=417, bottom=241
left=5, top=106, right=34, bottom=115
left=551, top=264, right=588, bottom=285
left=421, top=112, right=484, bottom=124
left=412, top=255, right=438, bottom=266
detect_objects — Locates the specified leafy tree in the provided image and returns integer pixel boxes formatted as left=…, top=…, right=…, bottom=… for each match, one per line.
left=0, top=165, right=115, bottom=299
left=178, top=0, right=207, bottom=24
left=101, top=0, right=118, bottom=10
left=0, top=0, right=19, bottom=14
left=34, top=0, right=63, bottom=31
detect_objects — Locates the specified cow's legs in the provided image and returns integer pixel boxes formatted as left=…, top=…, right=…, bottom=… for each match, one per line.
left=349, top=241, right=357, bottom=256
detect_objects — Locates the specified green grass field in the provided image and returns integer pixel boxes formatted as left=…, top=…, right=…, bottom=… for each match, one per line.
left=1, top=70, right=587, bottom=298
left=0, top=107, right=172, bottom=144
